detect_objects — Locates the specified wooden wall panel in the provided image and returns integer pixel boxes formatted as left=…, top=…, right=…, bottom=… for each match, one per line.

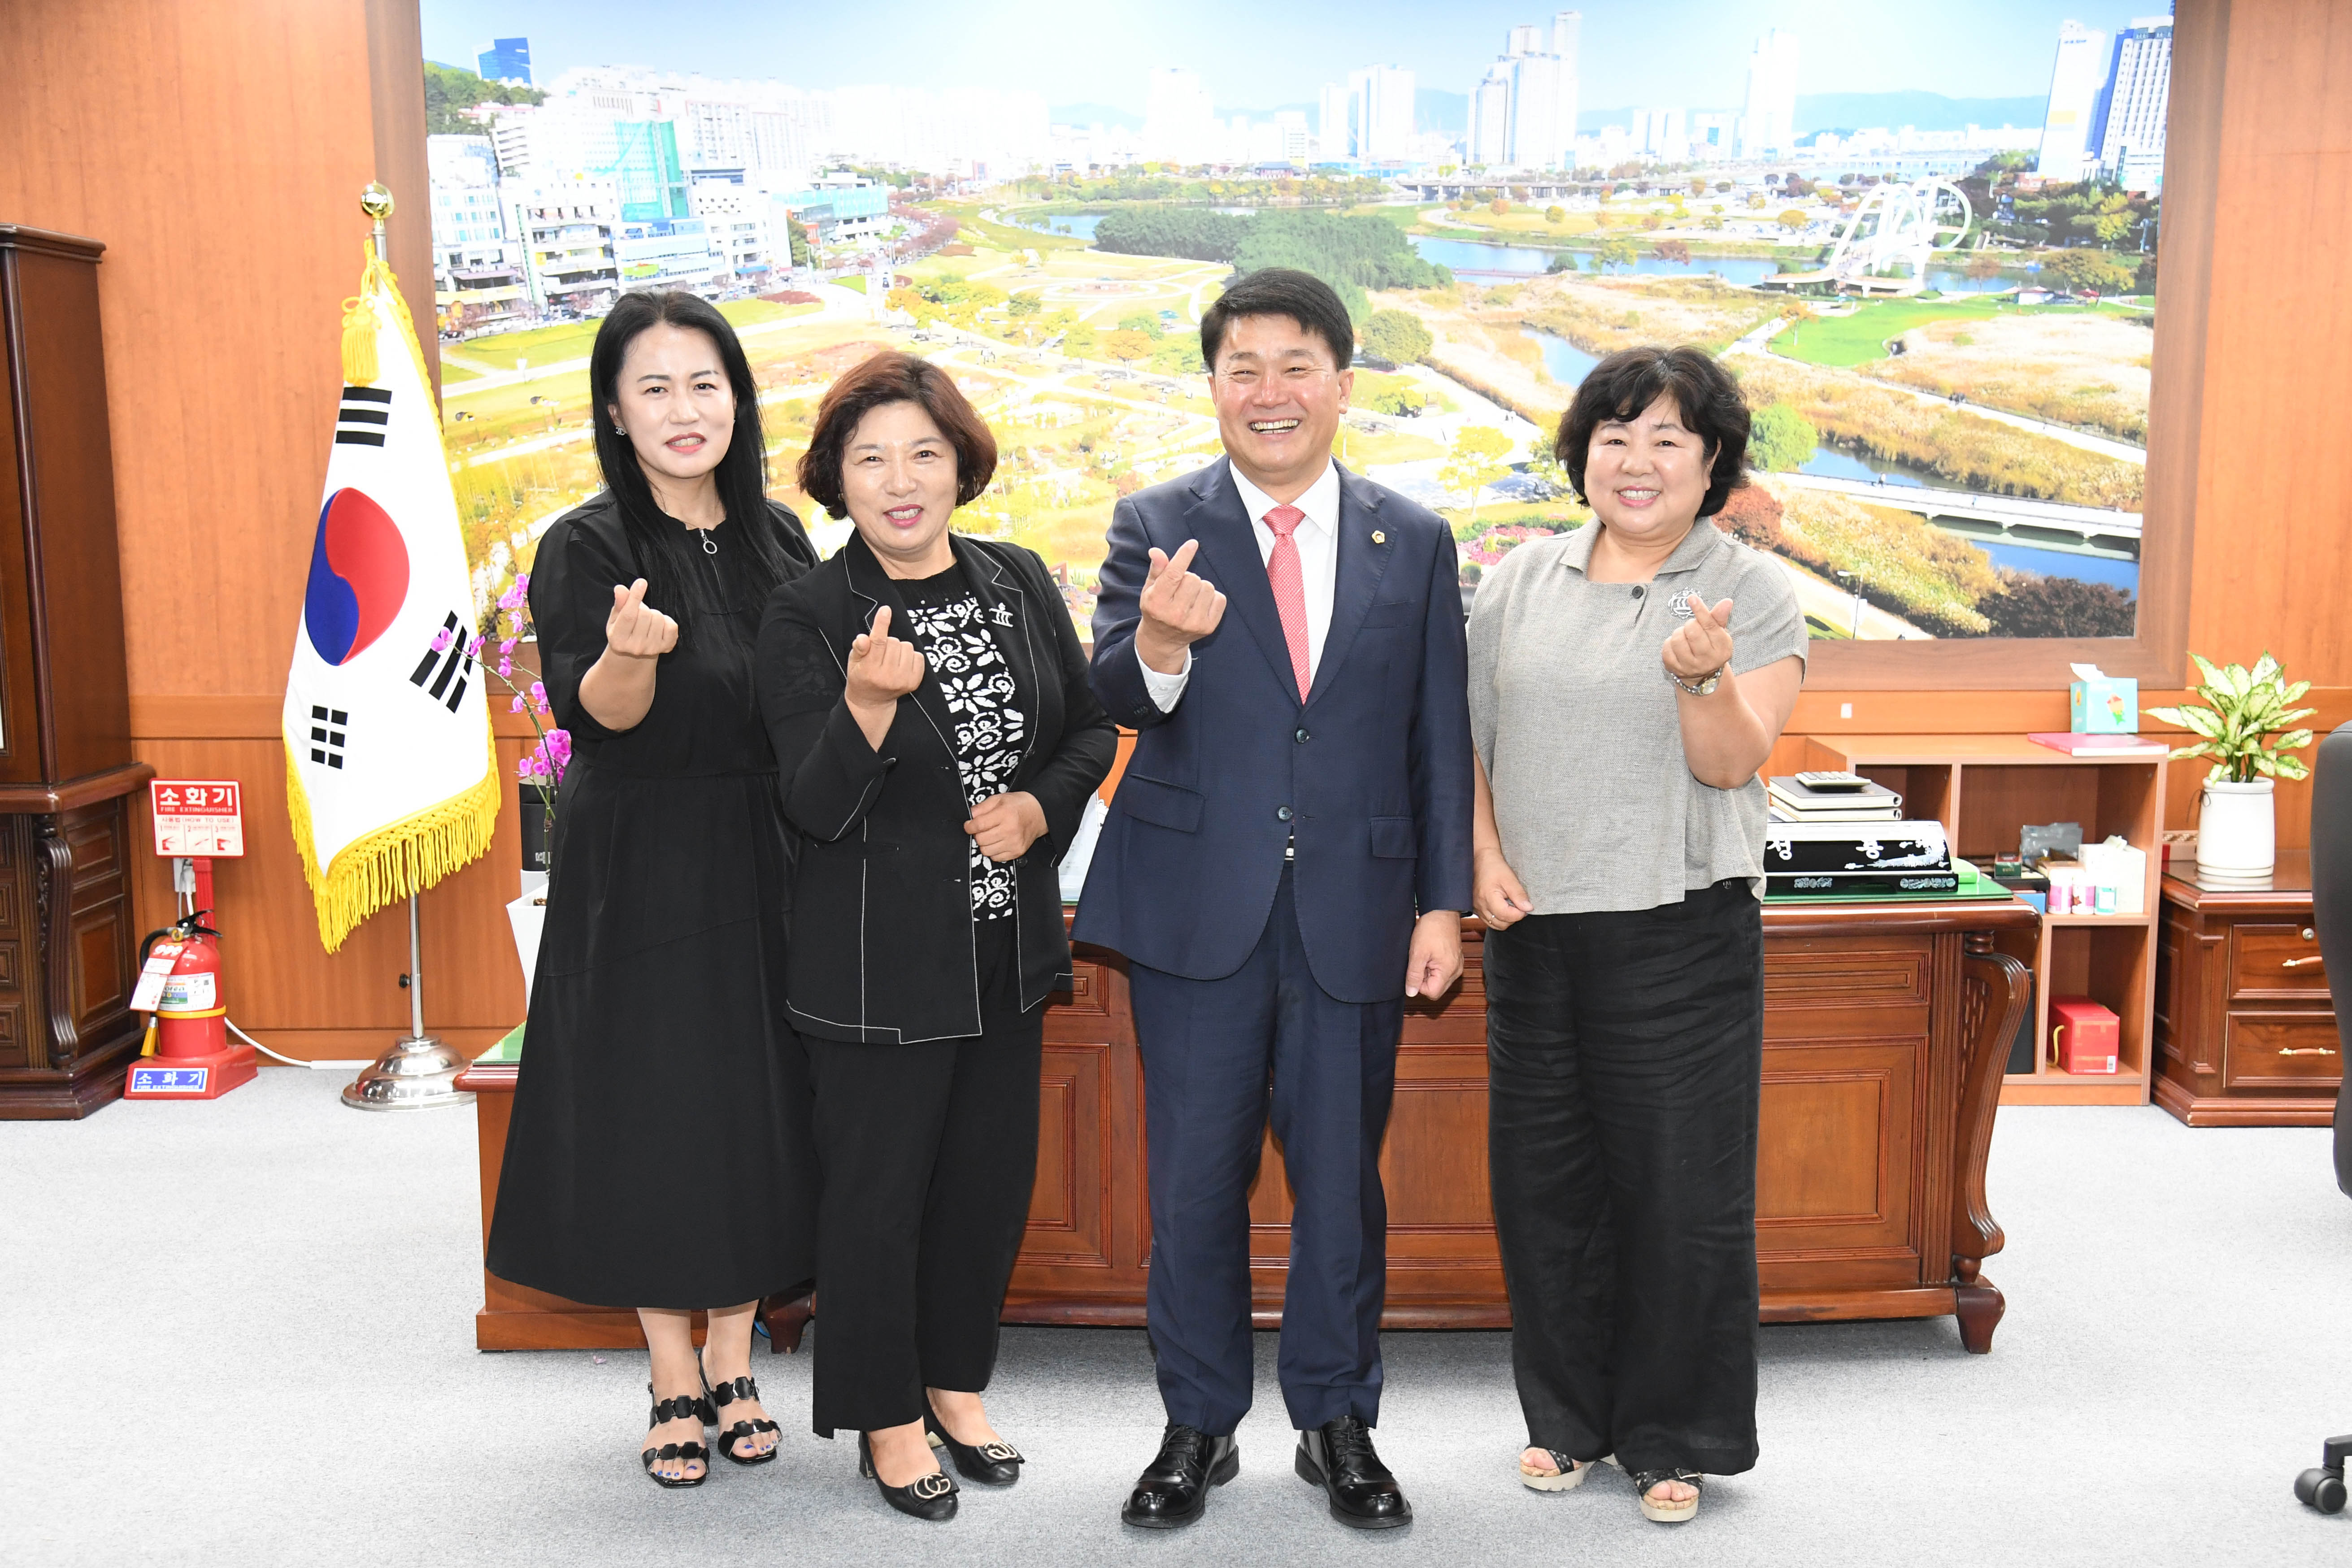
left=0, top=1, right=486, bottom=1057
left=122, top=729, right=534, bottom=1059
left=2185, top=0, right=2352, bottom=682
left=0, top=0, right=401, bottom=700
left=0, top=0, right=2345, bottom=1060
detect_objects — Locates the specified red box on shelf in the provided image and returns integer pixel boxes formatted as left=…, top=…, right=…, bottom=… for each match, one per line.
left=2049, top=996, right=2120, bottom=1074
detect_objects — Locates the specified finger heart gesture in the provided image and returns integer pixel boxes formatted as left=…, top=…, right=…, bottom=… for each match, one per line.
left=1139, top=539, right=1227, bottom=644
left=845, top=604, right=925, bottom=708
left=1661, top=595, right=1735, bottom=684
left=606, top=578, right=679, bottom=659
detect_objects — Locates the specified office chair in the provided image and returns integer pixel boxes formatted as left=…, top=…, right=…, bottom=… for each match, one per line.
left=2293, top=721, right=2352, bottom=1514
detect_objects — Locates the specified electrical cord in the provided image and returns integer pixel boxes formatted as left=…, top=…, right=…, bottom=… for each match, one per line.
left=224, top=1015, right=368, bottom=1070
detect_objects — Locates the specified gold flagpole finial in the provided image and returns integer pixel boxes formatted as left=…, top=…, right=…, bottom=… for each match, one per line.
left=344, top=184, right=398, bottom=385
left=360, top=182, right=394, bottom=263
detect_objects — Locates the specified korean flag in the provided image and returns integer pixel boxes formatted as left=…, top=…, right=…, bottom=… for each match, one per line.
left=281, top=240, right=499, bottom=952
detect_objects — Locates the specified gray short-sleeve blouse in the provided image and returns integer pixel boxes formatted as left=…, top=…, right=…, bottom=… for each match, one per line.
left=1467, top=518, right=1807, bottom=915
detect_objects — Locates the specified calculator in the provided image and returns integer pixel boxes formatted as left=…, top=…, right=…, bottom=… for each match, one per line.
left=1792, top=771, right=1871, bottom=792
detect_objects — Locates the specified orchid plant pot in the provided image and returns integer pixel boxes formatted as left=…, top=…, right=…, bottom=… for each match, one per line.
left=508, top=870, right=548, bottom=1004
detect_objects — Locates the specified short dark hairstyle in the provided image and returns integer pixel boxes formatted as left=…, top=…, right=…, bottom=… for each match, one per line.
left=798, top=350, right=998, bottom=515
left=1199, top=268, right=1354, bottom=374
left=1554, top=345, right=1751, bottom=518
left=588, top=289, right=797, bottom=633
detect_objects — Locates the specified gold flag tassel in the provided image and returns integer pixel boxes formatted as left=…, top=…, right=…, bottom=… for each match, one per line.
left=283, top=730, right=505, bottom=953
left=337, top=237, right=439, bottom=411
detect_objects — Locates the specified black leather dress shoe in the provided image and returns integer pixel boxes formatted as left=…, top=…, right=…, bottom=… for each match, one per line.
left=1296, top=1416, right=1411, bottom=1529
left=1121, top=1423, right=1239, bottom=1529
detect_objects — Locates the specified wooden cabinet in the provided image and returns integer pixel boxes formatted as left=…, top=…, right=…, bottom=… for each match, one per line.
left=1801, top=734, right=2167, bottom=1106
left=462, top=899, right=2034, bottom=1355
left=0, top=226, right=151, bottom=1119
left=2155, top=852, right=2341, bottom=1125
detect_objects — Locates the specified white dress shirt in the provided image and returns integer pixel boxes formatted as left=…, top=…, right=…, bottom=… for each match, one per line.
left=1139, top=460, right=1342, bottom=711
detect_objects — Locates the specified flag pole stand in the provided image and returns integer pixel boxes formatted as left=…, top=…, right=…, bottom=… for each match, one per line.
left=342, top=892, right=474, bottom=1112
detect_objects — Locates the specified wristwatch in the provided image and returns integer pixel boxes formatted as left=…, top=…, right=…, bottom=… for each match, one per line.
left=1668, top=665, right=1725, bottom=696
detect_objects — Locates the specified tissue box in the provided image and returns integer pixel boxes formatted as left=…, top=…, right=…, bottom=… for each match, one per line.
left=2069, top=667, right=2139, bottom=733
left=2078, top=838, right=2147, bottom=914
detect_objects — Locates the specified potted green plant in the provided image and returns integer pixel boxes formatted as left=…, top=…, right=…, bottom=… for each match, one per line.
left=2145, top=652, right=2315, bottom=877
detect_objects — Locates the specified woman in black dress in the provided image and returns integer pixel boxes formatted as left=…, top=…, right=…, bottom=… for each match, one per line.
left=756, top=352, right=1117, bottom=1520
left=487, top=291, right=820, bottom=1490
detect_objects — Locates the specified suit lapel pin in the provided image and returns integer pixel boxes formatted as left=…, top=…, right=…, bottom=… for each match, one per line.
left=1372, top=530, right=1387, bottom=545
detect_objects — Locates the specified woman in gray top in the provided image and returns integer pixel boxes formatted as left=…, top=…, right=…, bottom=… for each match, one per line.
left=1466, top=346, right=1806, bottom=1525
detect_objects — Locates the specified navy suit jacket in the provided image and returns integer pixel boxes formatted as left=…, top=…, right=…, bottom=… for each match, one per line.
left=1073, top=457, right=1474, bottom=1004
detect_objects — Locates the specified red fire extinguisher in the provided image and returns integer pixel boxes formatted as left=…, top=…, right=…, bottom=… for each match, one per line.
left=123, top=910, right=255, bottom=1100
left=143, top=914, right=225, bottom=1058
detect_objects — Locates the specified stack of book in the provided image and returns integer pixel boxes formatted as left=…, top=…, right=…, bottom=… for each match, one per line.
left=1764, top=820, right=1959, bottom=896
left=1767, top=774, right=1902, bottom=822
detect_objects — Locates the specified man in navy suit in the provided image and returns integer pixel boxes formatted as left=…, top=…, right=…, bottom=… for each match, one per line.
left=1077, top=269, right=1474, bottom=1531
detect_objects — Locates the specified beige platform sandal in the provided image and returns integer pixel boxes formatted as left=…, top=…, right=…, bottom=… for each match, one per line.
left=1518, top=1447, right=1592, bottom=1492
left=1631, top=1468, right=1702, bottom=1523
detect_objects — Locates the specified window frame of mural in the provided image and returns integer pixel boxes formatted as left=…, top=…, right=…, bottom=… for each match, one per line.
left=418, top=5, right=2194, bottom=691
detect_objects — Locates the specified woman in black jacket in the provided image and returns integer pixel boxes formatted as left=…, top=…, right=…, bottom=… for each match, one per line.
left=756, top=351, right=1117, bottom=1521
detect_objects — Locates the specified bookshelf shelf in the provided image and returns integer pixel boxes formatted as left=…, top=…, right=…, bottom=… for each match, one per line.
left=1800, top=734, right=2167, bottom=1108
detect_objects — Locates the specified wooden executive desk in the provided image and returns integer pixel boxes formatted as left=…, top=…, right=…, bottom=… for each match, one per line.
left=462, top=897, right=2034, bottom=1355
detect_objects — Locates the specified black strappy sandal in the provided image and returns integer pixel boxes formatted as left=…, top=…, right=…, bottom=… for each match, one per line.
left=1630, top=1468, right=1703, bottom=1523
left=699, top=1348, right=781, bottom=1466
left=925, top=1399, right=1024, bottom=1485
left=640, top=1385, right=716, bottom=1489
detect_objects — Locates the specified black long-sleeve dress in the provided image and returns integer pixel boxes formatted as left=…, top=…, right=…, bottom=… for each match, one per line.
left=487, top=492, right=820, bottom=1309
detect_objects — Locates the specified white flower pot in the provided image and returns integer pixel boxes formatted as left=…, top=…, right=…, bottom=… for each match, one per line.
left=508, top=871, right=548, bottom=1004
left=2197, top=778, right=2276, bottom=875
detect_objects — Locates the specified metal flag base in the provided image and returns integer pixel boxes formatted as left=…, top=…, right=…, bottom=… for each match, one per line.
left=341, top=1033, right=474, bottom=1112
left=342, top=888, right=474, bottom=1111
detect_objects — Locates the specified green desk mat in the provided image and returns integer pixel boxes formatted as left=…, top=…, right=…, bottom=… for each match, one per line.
left=1764, top=859, right=2012, bottom=905
left=474, top=1021, right=526, bottom=1064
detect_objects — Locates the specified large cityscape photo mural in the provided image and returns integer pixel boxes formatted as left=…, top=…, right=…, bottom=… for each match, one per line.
left=421, top=1, right=2172, bottom=643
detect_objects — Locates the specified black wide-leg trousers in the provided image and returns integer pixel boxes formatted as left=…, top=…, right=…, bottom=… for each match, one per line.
left=802, top=922, right=1043, bottom=1438
left=1485, top=877, right=1764, bottom=1478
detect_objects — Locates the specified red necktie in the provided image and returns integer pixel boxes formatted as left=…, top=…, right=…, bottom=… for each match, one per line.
left=1263, top=504, right=1311, bottom=701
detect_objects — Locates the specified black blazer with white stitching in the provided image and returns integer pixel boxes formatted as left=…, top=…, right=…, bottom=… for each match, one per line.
left=756, top=530, right=1117, bottom=1043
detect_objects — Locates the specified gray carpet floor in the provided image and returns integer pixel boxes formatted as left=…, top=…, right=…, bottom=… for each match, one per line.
left=4, top=1067, right=2349, bottom=1566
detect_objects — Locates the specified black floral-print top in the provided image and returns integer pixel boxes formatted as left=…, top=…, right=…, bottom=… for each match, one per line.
left=897, top=563, right=1029, bottom=921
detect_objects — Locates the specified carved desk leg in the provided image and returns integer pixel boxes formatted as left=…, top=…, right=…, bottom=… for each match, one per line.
left=761, top=1288, right=815, bottom=1354
left=1953, top=933, right=2031, bottom=1353
left=32, top=816, right=85, bottom=1067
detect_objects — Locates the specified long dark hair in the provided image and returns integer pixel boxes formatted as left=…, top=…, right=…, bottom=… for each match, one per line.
left=587, top=290, right=807, bottom=632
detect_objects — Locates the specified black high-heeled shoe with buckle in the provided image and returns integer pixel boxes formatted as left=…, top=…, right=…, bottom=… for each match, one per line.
left=639, top=1385, right=716, bottom=1489
left=698, top=1348, right=780, bottom=1466
left=859, top=1431, right=959, bottom=1520
left=925, top=1399, right=1024, bottom=1485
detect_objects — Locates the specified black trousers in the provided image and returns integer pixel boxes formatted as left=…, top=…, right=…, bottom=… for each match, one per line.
left=1485, top=878, right=1764, bottom=1478
left=803, top=918, right=1042, bottom=1437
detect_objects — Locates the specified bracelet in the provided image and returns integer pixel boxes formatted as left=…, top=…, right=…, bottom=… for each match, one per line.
left=1668, top=664, right=1725, bottom=697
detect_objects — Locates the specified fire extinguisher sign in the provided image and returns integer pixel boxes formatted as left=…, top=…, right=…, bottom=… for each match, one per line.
left=151, top=781, right=245, bottom=858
